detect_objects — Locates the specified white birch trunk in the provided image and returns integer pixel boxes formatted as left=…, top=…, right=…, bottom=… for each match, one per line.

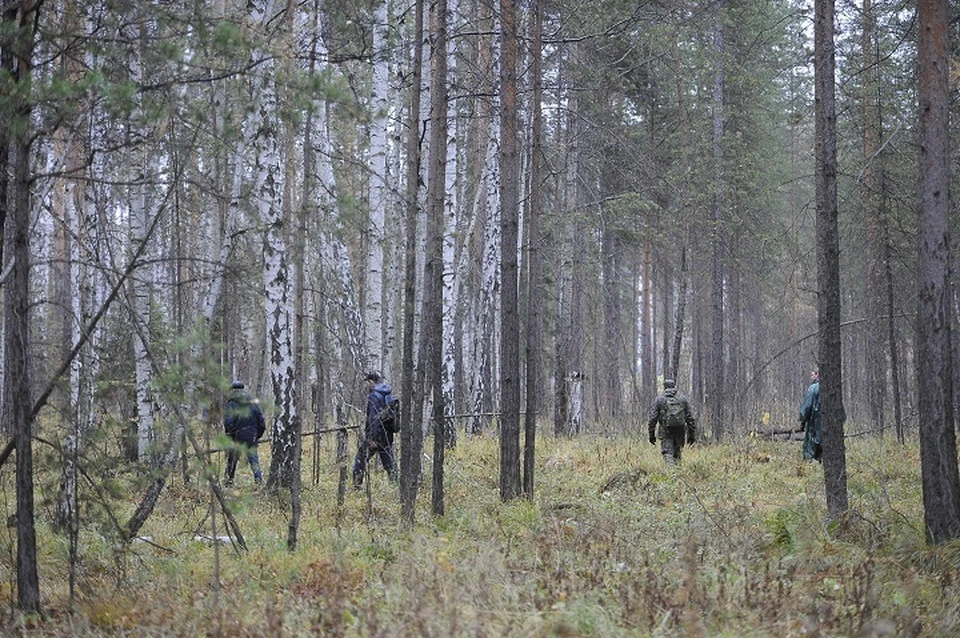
left=128, top=21, right=156, bottom=462
left=441, top=0, right=460, bottom=412
left=201, top=0, right=248, bottom=326
left=470, top=117, right=501, bottom=432
left=249, top=0, right=297, bottom=486
left=365, top=0, right=390, bottom=373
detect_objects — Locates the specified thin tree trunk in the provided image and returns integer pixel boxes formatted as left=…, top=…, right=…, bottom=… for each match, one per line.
left=523, top=0, right=543, bottom=498
left=427, top=0, right=448, bottom=516
left=284, top=0, right=303, bottom=551
left=400, top=0, right=424, bottom=524
left=814, top=0, right=849, bottom=520
left=671, top=247, right=688, bottom=380
left=860, top=0, right=886, bottom=434
left=710, top=2, right=726, bottom=442
left=499, top=0, right=521, bottom=500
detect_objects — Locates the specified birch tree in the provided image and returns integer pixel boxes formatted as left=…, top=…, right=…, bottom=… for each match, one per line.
left=130, top=13, right=157, bottom=463
left=247, top=0, right=298, bottom=490
left=366, top=0, right=390, bottom=373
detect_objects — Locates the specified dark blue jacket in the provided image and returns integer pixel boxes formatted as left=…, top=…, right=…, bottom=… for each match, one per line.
left=365, top=383, right=393, bottom=445
left=798, top=380, right=821, bottom=461
left=224, top=390, right=266, bottom=445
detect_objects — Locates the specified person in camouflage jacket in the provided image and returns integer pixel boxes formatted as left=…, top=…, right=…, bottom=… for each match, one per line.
left=647, top=378, right=697, bottom=465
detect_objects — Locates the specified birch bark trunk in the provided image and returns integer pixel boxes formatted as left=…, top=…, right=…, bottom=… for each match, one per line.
left=366, top=0, right=390, bottom=372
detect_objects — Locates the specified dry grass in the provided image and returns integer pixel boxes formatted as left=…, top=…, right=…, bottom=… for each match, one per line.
left=1, top=431, right=957, bottom=636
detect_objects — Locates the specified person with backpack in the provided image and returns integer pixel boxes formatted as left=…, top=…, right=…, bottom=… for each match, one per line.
left=223, top=381, right=266, bottom=486
left=353, top=371, right=399, bottom=488
left=647, top=378, right=697, bottom=465
left=798, top=369, right=822, bottom=462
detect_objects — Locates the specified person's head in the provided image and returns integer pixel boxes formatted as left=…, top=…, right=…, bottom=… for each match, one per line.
left=231, top=380, right=245, bottom=390
left=664, top=378, right=676, bottom=390
left=810, top=370, right=819, bottom=383
left=364, top=371, right=381, bottom=387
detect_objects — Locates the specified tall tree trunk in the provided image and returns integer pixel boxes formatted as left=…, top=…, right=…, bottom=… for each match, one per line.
left=3, top=1, right=41, bottom=613
left=499, top=0, right=521, bottom=501
left=601, top=221, right=622, bottom=418
left=0, top=2, right=12, bottom=285
left=814, top=0, right=849, bottom=520
left=131, top=18, right=156, bottom=463
left=441, top=0, right=460, bottom=449
left=252, top=1, right=298, bottom=490
left=426, top=0, right=448, bottom=516
left=916, top=0, right=960, bottom=544
left=710, top=2, right=726, bottom=442
left=283, top=0, right=303, bottom=550
left=400, top=0, right=424, bottom=523
left=366, top=0, right=390, bottom=372
left=860, top=0, right=886, bottom=434
left=640, top=233, right=652, bottom=399
left=671, top=248, right=688, bottom=380
left=661, top=257, right=673, bottom=382
left=523, top=0, right=543, bottom=498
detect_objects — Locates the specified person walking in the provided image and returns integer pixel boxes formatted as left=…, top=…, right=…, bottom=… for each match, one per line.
left=352, top=371, right=398, bottom=488
left=647, top=378, right=697, bottom=465
left=224, top=381, right=266, bottom=486
left=798, top=369, right=822, bottom=462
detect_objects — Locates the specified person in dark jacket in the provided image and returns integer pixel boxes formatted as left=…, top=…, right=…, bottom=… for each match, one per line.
left=352, top=371, right=397, bottom=488
left=798, top=369, right=822, bottom=462
left=224, top=381, right=266, bottom=486
left=647, top=378, right=697, bottom=465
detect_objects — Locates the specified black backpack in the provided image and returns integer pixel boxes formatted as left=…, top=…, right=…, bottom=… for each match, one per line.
left=378, top=392, right=401, bottom=434
left=662, top=394, right=686, bottom=432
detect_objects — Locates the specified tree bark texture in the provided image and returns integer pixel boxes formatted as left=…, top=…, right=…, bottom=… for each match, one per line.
left=523, top=0, right=543, bottom=498
left=3, top=2, right=40, bottom=613
left=499, top=0, right=521, bottom=501
left=916, top=0, right=960, bottom=544
left=710, top=2, right=726, bottom=442
left=400, top=0, right=424, bottom=524
left=814, top=0, right=849, bottom=520
left=427, top=0, right=448, bottom=516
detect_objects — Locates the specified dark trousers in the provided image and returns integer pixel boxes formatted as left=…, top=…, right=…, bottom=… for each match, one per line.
left=659, top=432, right=686, bottom=465
left=226, top=443, right=262, bottom=484
left=352, top=440, right=396, bottom=486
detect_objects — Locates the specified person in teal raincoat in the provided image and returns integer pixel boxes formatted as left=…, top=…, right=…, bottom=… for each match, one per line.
left=798, top=370, right=822, bottom=462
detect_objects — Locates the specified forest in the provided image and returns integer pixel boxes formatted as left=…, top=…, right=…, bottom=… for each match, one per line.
left=1, top=0, right=959, bottom=634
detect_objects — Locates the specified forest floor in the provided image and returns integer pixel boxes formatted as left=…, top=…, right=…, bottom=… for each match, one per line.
left=1, top=429, right=957, bottom=636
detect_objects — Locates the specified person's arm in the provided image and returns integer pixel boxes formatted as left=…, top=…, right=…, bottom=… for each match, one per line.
left=366, top=393, right=381, bottom=447
left=684, top=399, right=697, bottom=443
left=647, top=398, right=661, bottom=444
left=253, top=403, right=266, bottom=441
left=224, top=400, right=236, bottom=435
left=798, top=385, right=814, bottom=428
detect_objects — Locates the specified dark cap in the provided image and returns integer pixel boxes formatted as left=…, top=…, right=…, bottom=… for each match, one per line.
left=231, top=380, right=245, bottom=389
left=364, top=371, right=381, bottom=383
left=663, top=378, right=676, bottom=389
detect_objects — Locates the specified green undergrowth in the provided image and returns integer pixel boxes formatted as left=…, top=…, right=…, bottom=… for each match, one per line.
left=1, top=432, right=957, bottom=636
